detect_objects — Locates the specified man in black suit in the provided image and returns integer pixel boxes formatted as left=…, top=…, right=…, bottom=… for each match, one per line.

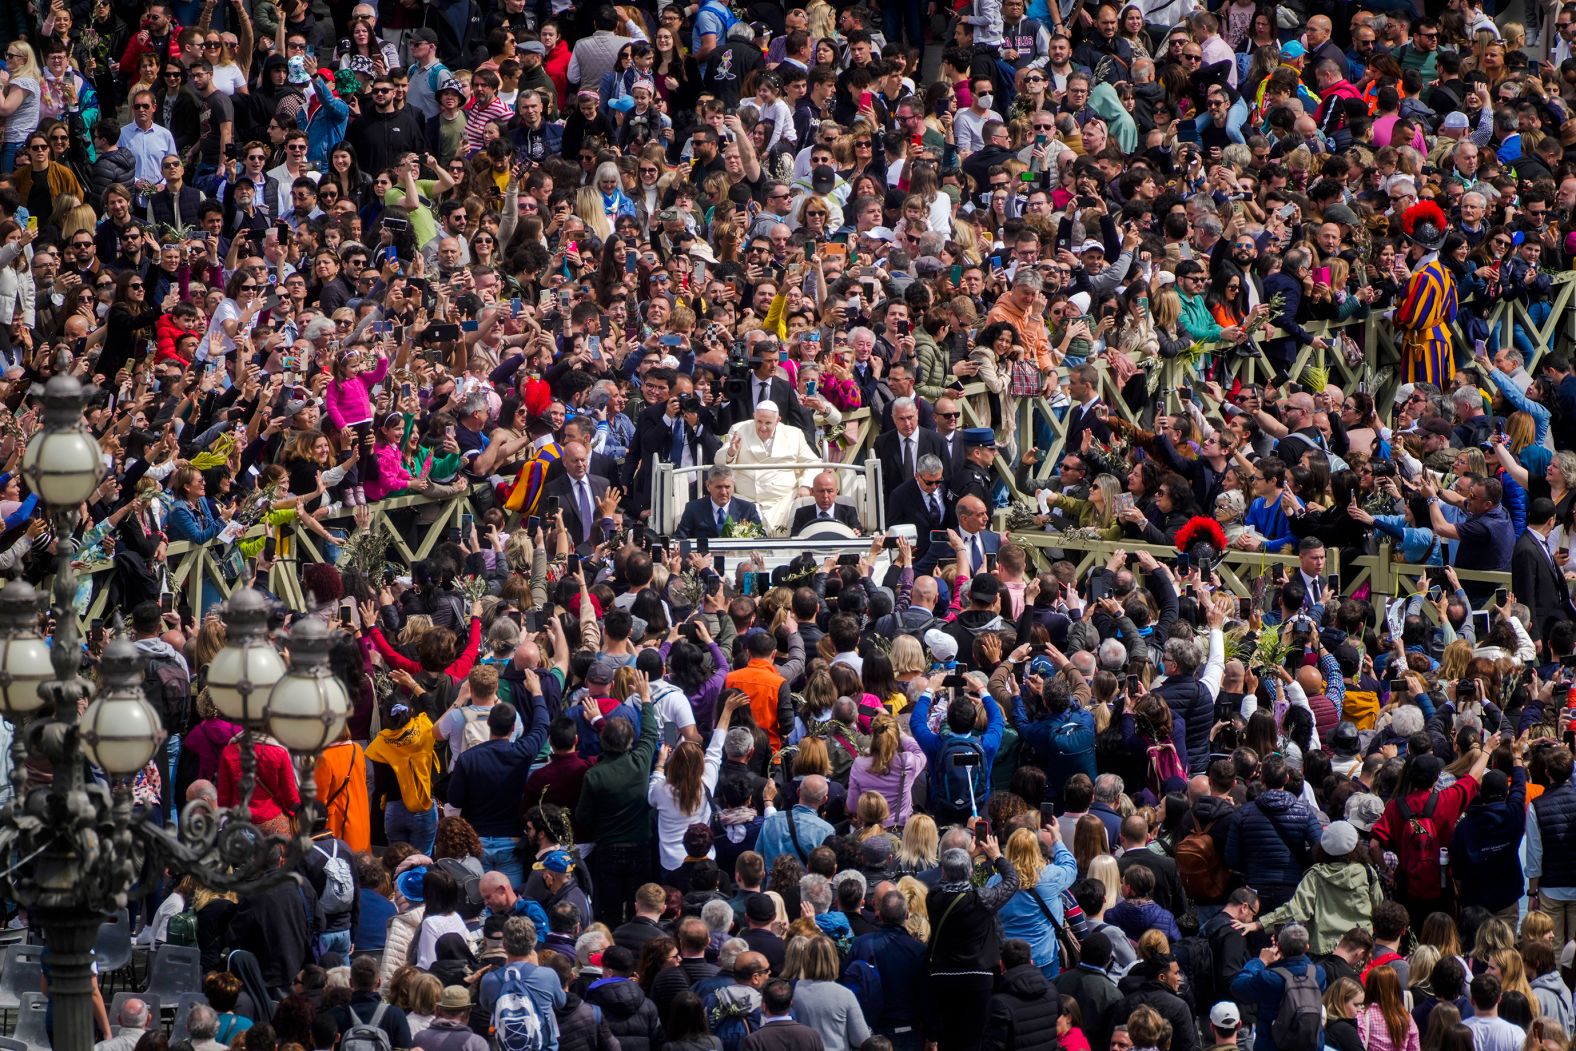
left=740, top=979, right=826, bottom=1051
left=725, top=349, right=815, bottom=443
left=789, top=470, right=861, bottom=535
left=1062, top=363, right=1111, bottom=464
left=878, top=361, right=935, bottom=430
left=621, top=367, right=679, bottom=517
left=673, top=466, right=764, bottom=540
left=933, top=393, right=968, bottom=483
left=1512, top=497, right=1576, bottom=649
left=874, top=397, right=946, bottom=500
left=545, top=440, right=612, bottom=553
left=887, top=453, right=955, bottom=573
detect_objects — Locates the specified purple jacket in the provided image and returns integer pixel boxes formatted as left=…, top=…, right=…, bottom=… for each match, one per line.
left=184, top=717, right=245, bottom=783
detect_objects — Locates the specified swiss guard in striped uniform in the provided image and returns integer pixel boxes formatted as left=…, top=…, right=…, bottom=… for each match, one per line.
left=1394, top=201, right=1457, bottom=387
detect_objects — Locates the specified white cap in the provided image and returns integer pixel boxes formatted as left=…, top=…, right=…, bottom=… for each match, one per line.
left=1209, top=1003, right=1241, bottom=1029
left=923, top=629, right=958, bottom=663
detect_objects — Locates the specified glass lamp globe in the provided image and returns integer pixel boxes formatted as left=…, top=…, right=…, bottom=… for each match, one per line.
left=0, top=580, right=49, bottom=716
left=266, top=616, right=349, bottom=753
left=81, top=638, right=166, bottom=774
left=207, top=589, right=286, bottom=724
left=22, top=375, right=104, bottom=508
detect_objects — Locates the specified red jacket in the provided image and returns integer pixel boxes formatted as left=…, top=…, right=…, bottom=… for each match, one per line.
left=155, top=313, right=199, bottom=367
left=217, top=736, right=300, bottom=823
left=120, top=24, right=184, bottom=82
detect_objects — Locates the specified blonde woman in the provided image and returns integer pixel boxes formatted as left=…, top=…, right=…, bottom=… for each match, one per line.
left=0, top=42, right=43, bottom=173
left=895, top=875, right=930, bottom=940
left=1324, top=977, right=1366, bottom=1051
left=572, top=184, right=615, bottom=240
left=787, top=934, right=869, bottom=1051
left=894, top=813, right=937, bottom=877
left=988, top=824, right=1079, bottom=978
left=1486, top=947, right=1540, bottom=1019
left=848, top=715, right=927, bottom=826
left=1045, top=472, right=1123, bottom=539
left=888, top=635, right=928, bottom=707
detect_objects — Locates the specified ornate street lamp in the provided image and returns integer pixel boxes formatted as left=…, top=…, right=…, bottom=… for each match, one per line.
left=0, top=370, right=336, bottom=1051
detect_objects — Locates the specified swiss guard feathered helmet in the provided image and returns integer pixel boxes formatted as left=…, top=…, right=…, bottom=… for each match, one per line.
left=1401, top=200, right=1448, bottom=253
left=1175, top=516, right=1228, bottom=576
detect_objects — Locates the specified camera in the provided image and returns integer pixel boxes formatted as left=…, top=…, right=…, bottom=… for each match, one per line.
left=1370, top=460, right=1397, bottom=479
left=677, top=393, right=701, bottom=413
left=723, top=345, right=759, bottom=401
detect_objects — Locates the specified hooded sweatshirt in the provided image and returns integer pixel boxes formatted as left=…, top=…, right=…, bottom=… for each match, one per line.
left=1258, top=860, right=1384, bottom=954
left=365, top=713, right=439, bottom=811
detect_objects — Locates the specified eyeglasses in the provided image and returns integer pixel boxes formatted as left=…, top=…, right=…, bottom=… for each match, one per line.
left=855, top=140, right=872, bottom=148
left=127, top=282, right=144, bottom=289
left=639, top=166, right=659, bottom=174
left=133, top=102, right=153, bottom=109
left=1181, top=52, right=1202, bottom=61
left=48, top=133, right=67, bottom=141
left=203, top=39, right=221, bottom=47
left=371, top=87, right=393, bottom=94
left=238, top=284, right=258, bottom=291
left=287, top=143, right=308, bottom=151
left=937, top=411, right=961, bottom=419
left=71, top=240, right=93, bottom=248
left=1031, top=123, right=1054, bottom=130
left=917, top=475, right=943, bottom=488
left=25, top=144, right=47, bottom=151
left=164, top=70, right=184, bottom=78
left=97, top=280, right=115, bottom=289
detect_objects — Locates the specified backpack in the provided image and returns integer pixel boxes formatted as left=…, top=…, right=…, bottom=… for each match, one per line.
left=1145, top=740, right=1187, bottom=799
left=1175, top=812, right=1230, bottom=901
left=435, top=857, right=486, bottom=920
left=1362, top=949, right=1404, bottom=982
left=934, top=735, right=988, bottom=818
left=697, top=0, right=738, bottom=42
left=342, top=1002, right=393, bottom=1051
left=143, top=652, right=193, bottom=735
left=1174, top=934, right=1216, bottom=1016
left=313, top=840, right=356, bottom=915
left=1270, top=965, right=1323, bottom=1049
left=458, top=706, right=493, bottom=757
left=165, top=908, right=198, bottom=947
left=838, top=958, right=885, bottom=1027
left=1393, top=790, right=1445, bottom=899
left=491, top=963, right=547, bottom=1051
left=703, top=988, right=757, bottom=1051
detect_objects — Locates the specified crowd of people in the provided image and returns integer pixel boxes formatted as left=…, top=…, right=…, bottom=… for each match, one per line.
left=8, top=0, right=1576, bottom=1048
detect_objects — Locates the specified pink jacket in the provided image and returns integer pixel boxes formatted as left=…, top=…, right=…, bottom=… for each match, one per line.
left=325, top=355, right=390, bottom=431
left=365, top=442, right=413, bottom=502
left=1357, top=1007, right=1420, bottom=1051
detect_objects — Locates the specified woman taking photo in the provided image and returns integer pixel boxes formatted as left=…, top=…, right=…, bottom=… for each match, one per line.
left=0, top=43, right=44, bottom=174
left=101, top=269, right=177, bottom=381
left=649, top=691, right=745, bottom=884
left=987, top=824, right=1079, bottom=978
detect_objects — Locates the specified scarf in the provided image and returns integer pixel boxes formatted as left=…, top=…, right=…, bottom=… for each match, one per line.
left=365, top=713, right=437, bottom=811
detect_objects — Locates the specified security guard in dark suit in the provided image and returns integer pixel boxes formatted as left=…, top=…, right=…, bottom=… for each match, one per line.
left=953, top=427, right=998, bottom=506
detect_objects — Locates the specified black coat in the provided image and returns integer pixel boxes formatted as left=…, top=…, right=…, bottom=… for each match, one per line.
left=1512, top=529, right=1574, bottom=644
left=1055, top=966, right=1122, bottom=1051
left=874, top=426, right=946, bottom=499
left=1107, top=981, right=1200, bottom=1051
left=789, top=502, right=861, bottom=535
left=983, top=964, right=1062, bottom=1051
left=585, top=977, right=666, bottom=1051
left=1117, top=851, right=1188, bottom=919
left=886, top=477, right=956, bottom=573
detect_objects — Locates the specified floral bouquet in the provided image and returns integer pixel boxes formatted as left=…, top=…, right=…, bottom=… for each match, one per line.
left=458, top=574, right=490, bottom=603
left=721, top=517, right=766, bottom=540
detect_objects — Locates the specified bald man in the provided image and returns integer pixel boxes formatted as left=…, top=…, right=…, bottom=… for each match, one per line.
left=789, top=470, right=861, bottom=535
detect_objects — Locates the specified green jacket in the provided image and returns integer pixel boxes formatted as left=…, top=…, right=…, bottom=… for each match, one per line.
left=574, top=699, right=660, bottom=846
left=916, top=328, right=950, bottom=401
left=1178, top=292, right=1222, bottom=344
left=1259, top=860, right=1384, bottom=955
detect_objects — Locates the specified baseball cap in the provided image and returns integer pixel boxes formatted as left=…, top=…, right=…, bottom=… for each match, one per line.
left=1076, top=238, right=1105, bottom=254
left=1417, top=416, right=1453, bottom=437
left=810, top=165, right=837, bottom=194
left=862, top=226, right=896, bottom=242
left=520, top=40, right=547, bottom=55
left=409, top=27, right=439, bottom=45
left=1323, top=203, right=1359, bottom=226
left=587, top=659, right=618, bottom=685
left=923, top=628, right=958, bottom=663
left=1281, top=40, right=1306, bottom=59
left=534, top=849, right=576, bottom=873
left=1210, top=1003, right=1242, bottom=1029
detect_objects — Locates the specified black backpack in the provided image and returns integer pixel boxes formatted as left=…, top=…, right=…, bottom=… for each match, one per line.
left=434, top=857, right=485, bottom=920
left=143, top=652, right=193, bottom=735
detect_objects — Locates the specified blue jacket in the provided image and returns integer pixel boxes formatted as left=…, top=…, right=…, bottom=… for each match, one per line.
left=910, top=691, right=1005, bottom=805
left=304, top=76, right=351, bottom=166
left=1226, top=789, right=1320, bottom=889
left=846, top=924, right=926, bottom=1028
left=168, top=497, right=225, bottom=543
left=988, top=843, right=1080, bottom=977
left=1453, top=766, right=1528, bottom=912
left=1013, top=699, right=1096, bottom=798
left=755, top=804, right=835, bottom=867
left=447, top=689, right=551, bottom=837
left=1231, top=955, right=1327, bottom=1051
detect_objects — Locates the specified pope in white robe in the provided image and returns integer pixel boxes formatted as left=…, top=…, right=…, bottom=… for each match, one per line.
left=716, top=400, right=819, bottom=534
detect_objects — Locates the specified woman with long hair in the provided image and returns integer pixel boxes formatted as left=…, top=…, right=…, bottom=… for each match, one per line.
left=0, top=42, right=43, bottom=173
left=649, top=691, right=743, bottom=883
left=1073, top=814, right=1109, bottom=877
left=848, top=715, right=927, bottom=826
left=1359, top=965, right=1421, bottom=1051
left=894, top=813, right=938, bottom=877
left=989, top=825, right=1080, bottom=978
left=322, top=142, right=372, bottom=207
left=1325, top=977, right=1365, bottom=1051
left=650, top=26, right=691, bottom=105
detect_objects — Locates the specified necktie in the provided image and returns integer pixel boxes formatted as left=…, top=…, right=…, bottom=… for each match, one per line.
left=758, top=381, right=769, bottom=406
left=818, top=510, right=831, bottom=520
left=929, top=493, right=942, bottom=521
left=1308, top=575, right=1321, bottom=604
left=669, top=420, right=685, bottom=464
left=903, top=437, right=915, bottom=478
left=578, top=480, right=594, bottom=544
left=716, top=505, right=727, bottom=531
left=972, top=534, right=984, bottom=573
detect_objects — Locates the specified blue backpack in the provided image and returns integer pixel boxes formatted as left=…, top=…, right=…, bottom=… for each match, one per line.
left=839, top=957, right=886, bottom=1027
left=933, top=735, right=987, bottom=818
left=704, top=989, right=758, bottom=1051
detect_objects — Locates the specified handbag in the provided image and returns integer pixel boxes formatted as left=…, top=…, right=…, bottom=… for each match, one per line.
left=1010, top=357, right=1043, bottom=397
left=1028, top=887, right=1081, bottom=968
